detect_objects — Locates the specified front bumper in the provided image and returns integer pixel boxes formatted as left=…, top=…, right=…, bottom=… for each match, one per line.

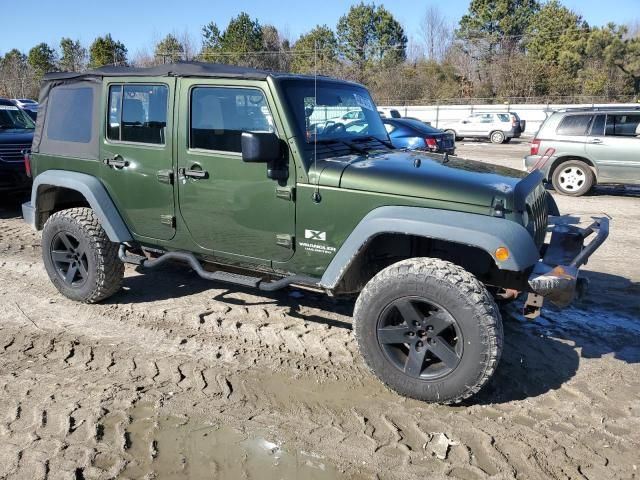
left=526, top=215, right=609, bottom=312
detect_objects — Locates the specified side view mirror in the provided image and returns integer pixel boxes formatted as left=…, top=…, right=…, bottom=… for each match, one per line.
left=241, top=131, right=281, bottom=163
left=241, top=131, right=288, bottom=180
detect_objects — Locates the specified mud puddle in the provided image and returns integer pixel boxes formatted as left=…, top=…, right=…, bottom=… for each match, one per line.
left=111, top=401, right=345, bottom=479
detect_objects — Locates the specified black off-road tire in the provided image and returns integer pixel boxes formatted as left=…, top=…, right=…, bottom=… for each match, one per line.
left=354, top=258, right=503, bottom=404
left=551, top=159, right=595, bottom=197
left=42, top=207, right=124, bottom=303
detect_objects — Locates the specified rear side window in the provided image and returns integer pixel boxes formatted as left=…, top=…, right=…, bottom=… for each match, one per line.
left=47, top=87, right=93, bottom=143
left=605, top=114, right=640, bottom=137
left=107, top=84, right=168, bottom=145
left=190, top=87, right=274, bottom=153
left=497, top=113, right=510, bottom=122
left=556, top=115, right=592, bottom=136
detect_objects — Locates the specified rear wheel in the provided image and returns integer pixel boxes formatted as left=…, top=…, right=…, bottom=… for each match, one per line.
left=42, top=207, right=124, bottom=303
left=354, top=258, right=503, bottom=404
left=490, top=131, right=505, bottom=144
left=551, top=160, right=594, bottom=196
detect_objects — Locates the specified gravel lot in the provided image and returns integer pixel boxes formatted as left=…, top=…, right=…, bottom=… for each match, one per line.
left=1, top=141, right=638, bottom=479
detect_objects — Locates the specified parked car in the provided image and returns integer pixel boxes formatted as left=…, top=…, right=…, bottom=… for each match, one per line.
left=11, top=98, right=38, bottom=111
left=23, top=63, right=608, bottom=404
left=524, top=107, right=640, bottom=196
left=11, top=99, right=38, bottom=121
left=440, top=112, right=519, bottom=144
left=0, top=98, right=35, bottom=194
left=383, top=118, right=455, bottom=154
left=378, top=108, right=402, bottom=119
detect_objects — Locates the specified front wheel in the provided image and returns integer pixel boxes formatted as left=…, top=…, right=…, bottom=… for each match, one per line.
left=354, top=258, right=503, bottom=404
left=42, top=207, right=124, bottom=303
left=444, top=129, right=462, bottom=142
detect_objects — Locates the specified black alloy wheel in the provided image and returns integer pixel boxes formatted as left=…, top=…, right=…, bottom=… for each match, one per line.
left=49, top=231, right=90, bottom=287
left=377, top=297, right=462, bottom=379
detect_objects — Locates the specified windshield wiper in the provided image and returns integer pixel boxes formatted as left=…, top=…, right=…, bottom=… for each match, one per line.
left=314, top=138, right=369, bottom=155
left=349, top=135, right=394, bottom=149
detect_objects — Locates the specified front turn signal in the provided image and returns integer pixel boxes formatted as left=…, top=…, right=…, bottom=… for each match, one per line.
left=495, top=247, right=510, bottom=262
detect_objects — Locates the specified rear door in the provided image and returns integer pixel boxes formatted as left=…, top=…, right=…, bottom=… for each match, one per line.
left=176, top=79, right=295, bottom=265
left=100, top=78, right=176, bottom=240
left=586, top=113, right=640, bottom=183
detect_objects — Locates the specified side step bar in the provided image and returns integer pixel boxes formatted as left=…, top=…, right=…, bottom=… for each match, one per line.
left=118, top=245, right=321, bottom=292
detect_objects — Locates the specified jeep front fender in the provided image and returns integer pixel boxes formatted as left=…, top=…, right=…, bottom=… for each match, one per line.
left=319, top=206, right=540, bottom=289
left=26, top=170, right=132, bottom=242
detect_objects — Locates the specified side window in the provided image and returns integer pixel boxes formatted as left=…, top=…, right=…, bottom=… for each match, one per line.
left=190, top=87, right=274, bottom=153
left=107, top=84, right=168, bottom=144
left=479, top=114, right=494, bottom=123
left=497, top=113, right=510, bottom=122
left=590, top=115, right=606, bottom=136
left=556, top=115, right=593, bottom=136
left=47, top=86, right=93, bottom=143
left=605, top=114, right=640, bottom=137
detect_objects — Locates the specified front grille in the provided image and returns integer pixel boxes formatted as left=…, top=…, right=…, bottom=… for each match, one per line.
left=0, top=143, right=30, bottom=163
left=526, top=185, right=549, bottom=248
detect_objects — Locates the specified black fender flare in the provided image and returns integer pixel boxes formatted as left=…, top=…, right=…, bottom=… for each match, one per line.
left=319, top=206, right=540, bottom=289
left=28, top=170, right=132, bottom=242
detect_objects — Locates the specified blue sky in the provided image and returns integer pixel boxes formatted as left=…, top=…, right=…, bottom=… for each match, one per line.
left=2, top=0, right=638, bottom=55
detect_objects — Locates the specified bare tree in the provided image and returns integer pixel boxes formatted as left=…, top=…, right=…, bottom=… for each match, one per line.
left=178, top=29, right=199, bottom=61
left=419, top=5, right=452, bottom=62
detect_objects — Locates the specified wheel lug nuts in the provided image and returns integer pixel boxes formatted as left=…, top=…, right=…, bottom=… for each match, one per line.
left=427, top=326, right=433, bottom=331
left=408, top=332, right=415, bottom=337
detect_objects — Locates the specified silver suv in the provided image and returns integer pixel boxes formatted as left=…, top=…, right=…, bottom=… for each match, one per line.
left=441, top=112, right=522, bottom=144
left=524, top=107, right=640, bottom=196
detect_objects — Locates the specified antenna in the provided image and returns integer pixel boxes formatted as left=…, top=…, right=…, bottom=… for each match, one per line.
left=312, top=41, right=321, bottom=203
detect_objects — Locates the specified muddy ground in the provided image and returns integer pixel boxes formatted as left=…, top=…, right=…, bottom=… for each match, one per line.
left=1, top=141, right=639, bottom=479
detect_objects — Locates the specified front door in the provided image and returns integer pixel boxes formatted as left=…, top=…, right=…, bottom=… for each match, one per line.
left=100, top=78, right=176, bottom=240
left=176, top=80, right=295, bottom=265
left=586, top=113, right=640, bottom=183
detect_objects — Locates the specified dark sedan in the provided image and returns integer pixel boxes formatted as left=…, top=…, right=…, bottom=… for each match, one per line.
left=383, top=118, right=455, bottom=154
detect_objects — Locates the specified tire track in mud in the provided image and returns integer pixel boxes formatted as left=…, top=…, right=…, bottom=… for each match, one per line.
left=1, top=212, right=640, bottom=479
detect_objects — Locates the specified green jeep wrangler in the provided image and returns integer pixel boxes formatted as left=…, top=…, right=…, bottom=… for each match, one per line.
left=23, top=63, right=609, bottom=403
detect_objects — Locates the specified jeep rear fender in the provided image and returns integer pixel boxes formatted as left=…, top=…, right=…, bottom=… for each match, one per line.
left=319, top=206, right=540, bottom=289
left=28, top=170, right=132, bottom=242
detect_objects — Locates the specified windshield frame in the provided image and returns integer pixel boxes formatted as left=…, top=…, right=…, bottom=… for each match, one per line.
left=276, top=78, right=390, bottom=165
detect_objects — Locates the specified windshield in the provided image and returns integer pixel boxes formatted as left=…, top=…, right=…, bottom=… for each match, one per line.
left=0, top=105, right=36, bottom=129
left=279, top=79, right=389, bottom=161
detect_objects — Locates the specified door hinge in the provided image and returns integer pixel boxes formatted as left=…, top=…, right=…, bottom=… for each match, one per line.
left=276, top=234, right=294, bottom=249
left=157, top=170, right=174, bottom=184
left=276, top=186, right=295, bottom=201
left=160, top=215, right=176, bottom=228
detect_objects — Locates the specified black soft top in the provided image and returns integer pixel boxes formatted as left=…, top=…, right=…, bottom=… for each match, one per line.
left=44, top=61, right=337, bottom=82
left=42, top=61, right=361, bottom=86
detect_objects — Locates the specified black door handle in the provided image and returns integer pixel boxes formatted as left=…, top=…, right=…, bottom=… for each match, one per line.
left=103, top=155, right=129, bottom=168
left=179, top=167, right=209, bottom=179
